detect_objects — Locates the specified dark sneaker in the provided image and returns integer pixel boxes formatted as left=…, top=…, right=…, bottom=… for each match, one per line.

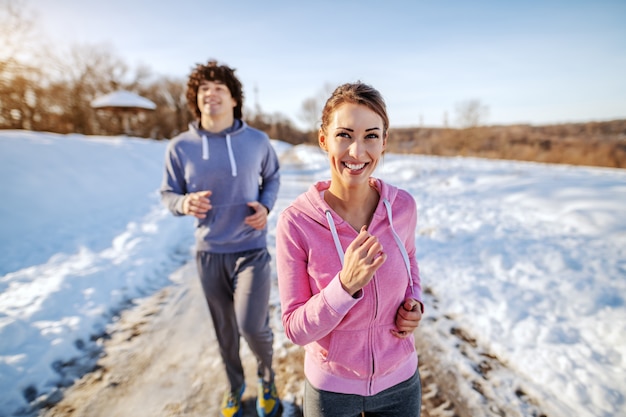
left=221, top=384, right=245, bottom=417
left=256, top=379, right=281, bottom=417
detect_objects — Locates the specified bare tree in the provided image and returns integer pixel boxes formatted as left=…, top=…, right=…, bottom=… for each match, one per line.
left=0, top=0, right=40, bottom=128
left=455, top=99, right=489, bottom=128
left=47, top=43, right=153, bottom=134
left=298, top=82, right=334, bottom=138
left=143, top=76, right=190, bottom=139
left=0, top=1, right=311, bottom=139
left=299, top=97, right=318, bottom=133
left=0, top=0, right=36, bottom=66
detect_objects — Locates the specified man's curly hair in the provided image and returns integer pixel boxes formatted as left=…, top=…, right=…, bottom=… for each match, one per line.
left=185, top=60, right=244, bottom=120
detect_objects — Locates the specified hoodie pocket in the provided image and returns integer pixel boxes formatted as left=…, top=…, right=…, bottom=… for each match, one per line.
left=373, top=325, right=415, bottom=377
left=324, top=329, right=370, bottom=380
left=196, top=203, right=256, bottom=236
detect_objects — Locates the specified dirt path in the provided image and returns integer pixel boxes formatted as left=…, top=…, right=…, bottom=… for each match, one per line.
left=39, top=262, right=461, bottom=417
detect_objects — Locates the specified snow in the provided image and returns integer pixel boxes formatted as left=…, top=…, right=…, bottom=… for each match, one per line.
left=91, top=90, right=156, bottom=110
left=1, top=130, right=625, bottom=417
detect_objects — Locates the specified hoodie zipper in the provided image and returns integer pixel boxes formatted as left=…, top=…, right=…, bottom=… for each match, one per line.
left=325, top=198, right=413, bottom=395
left=369, top=277, right=379, bottom=394
left=324, top=207, right=382, bottom=395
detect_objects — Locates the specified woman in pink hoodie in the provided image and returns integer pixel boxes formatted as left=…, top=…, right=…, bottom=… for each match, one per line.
left=276, top=82, right=423, bottom=417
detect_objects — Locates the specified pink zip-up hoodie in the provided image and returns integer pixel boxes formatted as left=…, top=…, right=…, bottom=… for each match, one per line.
left=276, top=178, right=422, bottom=396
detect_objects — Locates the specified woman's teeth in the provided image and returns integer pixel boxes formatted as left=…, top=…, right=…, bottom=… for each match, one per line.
left=344, top=162, right=365, bottom=170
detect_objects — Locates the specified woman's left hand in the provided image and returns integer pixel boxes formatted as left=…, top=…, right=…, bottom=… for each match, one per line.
left=391, top=298, right=423, bottom=339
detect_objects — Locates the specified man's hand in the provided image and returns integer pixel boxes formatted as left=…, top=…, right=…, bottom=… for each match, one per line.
left=182, top=190, right=212, bottom=219
left=391, top=298, right=423, bottom=338
left=245, top=201, right=269, bottom=230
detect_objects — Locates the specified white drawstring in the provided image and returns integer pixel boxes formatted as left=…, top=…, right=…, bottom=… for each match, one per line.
left=325, top=210, right=345, bottom=265
left=324, top=199, right=412, bottom=293
left=202, top=135, right=209, bottom=160
left=382, top=199, right=412, bottom=291
left=202, top=133, right=237, bottom=177
left=226, top=134, right=237, bottom=177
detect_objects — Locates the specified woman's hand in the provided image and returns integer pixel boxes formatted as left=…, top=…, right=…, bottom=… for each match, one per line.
left=339, top=226, right=387, bottom=297
left=391, top=298, right=423, bottom=338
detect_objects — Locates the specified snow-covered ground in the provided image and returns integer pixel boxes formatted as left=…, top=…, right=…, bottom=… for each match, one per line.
left=1, top=130, right=624, bottom=417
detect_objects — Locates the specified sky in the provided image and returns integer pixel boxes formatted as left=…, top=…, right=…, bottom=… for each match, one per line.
left=20, top=0, right=626, bottom=129
left=1, top=130, right=625, bottom=416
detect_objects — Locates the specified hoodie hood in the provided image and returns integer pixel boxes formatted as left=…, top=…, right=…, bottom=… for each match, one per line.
left=188, top=118, right=246, bottom=137
left=295, top=177, right=400, bottom=229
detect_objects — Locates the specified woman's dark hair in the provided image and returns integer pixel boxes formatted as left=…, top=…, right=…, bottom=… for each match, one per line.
left=185, top=60, right=243, bottom=120
left=320, top=82, right=389, bottom=136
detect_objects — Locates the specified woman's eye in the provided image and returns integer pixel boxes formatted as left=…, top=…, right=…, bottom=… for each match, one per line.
left=366, top=133, right=379, bottom=139
left=337, top=132, right=351, bottom=139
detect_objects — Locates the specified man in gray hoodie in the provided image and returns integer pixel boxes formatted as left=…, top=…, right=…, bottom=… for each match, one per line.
left=160, top=60, right=281, bottom=417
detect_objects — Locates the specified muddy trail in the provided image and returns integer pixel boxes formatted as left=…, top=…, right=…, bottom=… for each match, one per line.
left=38, top=263, right=545, bottom=417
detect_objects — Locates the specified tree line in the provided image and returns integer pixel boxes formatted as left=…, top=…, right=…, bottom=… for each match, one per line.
left=0, top=0, right=312, bottom=142
left=0, top=2, right=504, bottom=145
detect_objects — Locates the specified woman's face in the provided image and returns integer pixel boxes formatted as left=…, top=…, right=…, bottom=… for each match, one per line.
left=319, top=102, right=387, bottom=190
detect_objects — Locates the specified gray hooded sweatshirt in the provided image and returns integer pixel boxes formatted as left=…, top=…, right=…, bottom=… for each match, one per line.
left=160, top=120, right=280, bottom=253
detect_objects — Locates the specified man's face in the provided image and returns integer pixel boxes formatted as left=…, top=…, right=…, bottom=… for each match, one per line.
left=196, top=80, right=237, bottom=119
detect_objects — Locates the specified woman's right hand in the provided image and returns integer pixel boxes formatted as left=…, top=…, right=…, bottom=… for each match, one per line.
left=339, top=226, right=387, bottom=296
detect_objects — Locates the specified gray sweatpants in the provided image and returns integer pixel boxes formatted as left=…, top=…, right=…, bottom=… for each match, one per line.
left=196, top=248, right=274, bottom=391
